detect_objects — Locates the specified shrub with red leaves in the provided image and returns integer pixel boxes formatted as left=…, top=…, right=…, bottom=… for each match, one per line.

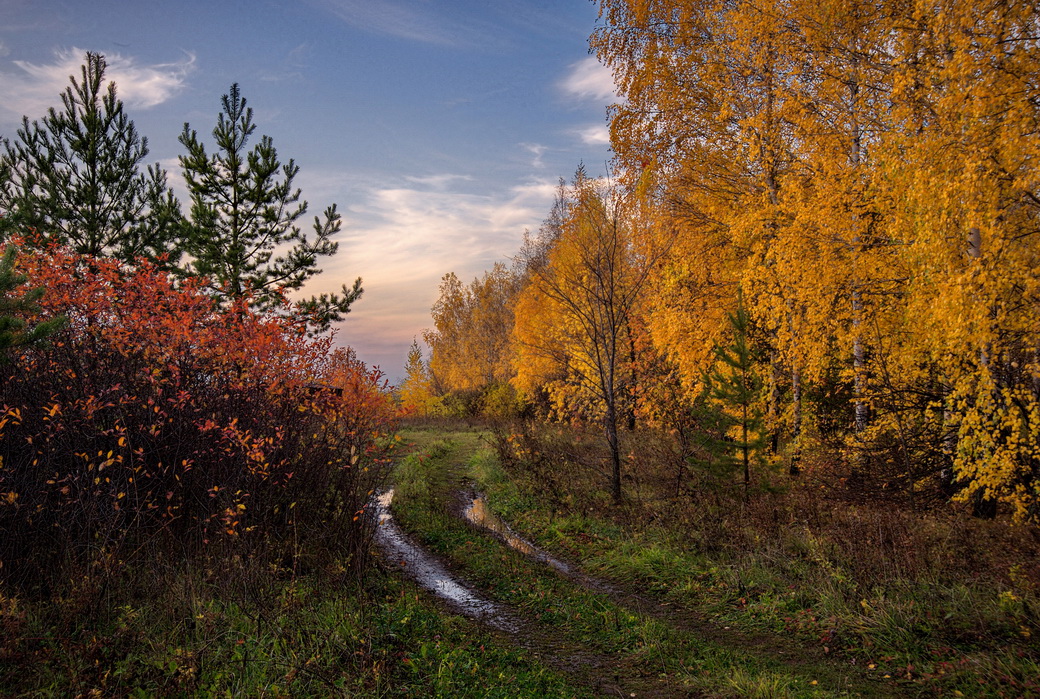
left=0, top=244, right=395, bottom=591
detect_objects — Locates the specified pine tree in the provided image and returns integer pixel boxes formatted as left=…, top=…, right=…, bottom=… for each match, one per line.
left=0, top=246, right=66, bottom=359
left=701, top=289, right=766, bottom=492
left=0, top=52, right=182, bottom=263
left=179, top=84, right=362, bottom=330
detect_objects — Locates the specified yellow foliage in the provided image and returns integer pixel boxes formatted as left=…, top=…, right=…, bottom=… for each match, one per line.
left=592, top=0, right=1040, bottom=518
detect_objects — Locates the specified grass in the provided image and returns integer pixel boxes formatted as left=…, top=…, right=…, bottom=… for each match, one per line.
left=477, top=421, right=1040, bottom=697
left=0, top=560, right=582, bottom=698
left=391, top=427, right=886, bottom=697
left=7, top=417, right=1036, bottom=696
left=0, top=421, right=580, bottom=698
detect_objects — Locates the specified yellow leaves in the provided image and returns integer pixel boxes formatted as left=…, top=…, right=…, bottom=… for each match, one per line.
left=0, top=406, right=22, bottom=431
left=424, top=263, right=519, bottom=396
left=588, top=0, right=1040, bottom=513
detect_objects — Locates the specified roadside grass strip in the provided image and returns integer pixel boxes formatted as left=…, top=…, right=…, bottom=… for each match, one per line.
left=464, top=430, right=1040, bottom=698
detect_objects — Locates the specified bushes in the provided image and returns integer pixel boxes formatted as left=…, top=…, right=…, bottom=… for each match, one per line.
left=0, top=245, right=395, bottom=593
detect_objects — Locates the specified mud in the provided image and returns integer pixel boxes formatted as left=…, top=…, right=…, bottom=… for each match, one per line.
left=372, top=482, right=897, bottom=697
left=456, top=489, right=901, bottom=697
left=371, top=490, right=518, bottom=632
left=462, top=493, right=574, bottom=575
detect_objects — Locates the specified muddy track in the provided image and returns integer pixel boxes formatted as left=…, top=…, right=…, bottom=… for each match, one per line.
left=372, top=489, right=691, bottom=697
left=374, top=488, right=908, bottom=697
left=451, top=488, right=907, bottom=697
left=373, top=432, right=907, bottom=697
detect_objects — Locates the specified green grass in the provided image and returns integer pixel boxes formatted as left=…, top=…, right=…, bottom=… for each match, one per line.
left=11, top=420, right=1034, bottom=696
left=390, top=429, right=884, bottom=697
left=0, top=565, right=582, bottom=698
left=466, top=424, right=1040, bottom=698
left=0, top=426, right=581, bottom=698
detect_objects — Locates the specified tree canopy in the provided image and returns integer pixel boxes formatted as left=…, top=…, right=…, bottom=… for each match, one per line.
left=0, top=52, right=182, bottom=263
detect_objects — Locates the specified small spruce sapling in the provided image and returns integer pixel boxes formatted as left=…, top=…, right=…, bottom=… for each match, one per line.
left=694, top=288, right=767, bottom=493
left=0, top=246, right=66, bottom=359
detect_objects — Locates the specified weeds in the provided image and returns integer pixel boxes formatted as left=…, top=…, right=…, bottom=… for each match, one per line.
left=391, top=429, right=885, bottom=696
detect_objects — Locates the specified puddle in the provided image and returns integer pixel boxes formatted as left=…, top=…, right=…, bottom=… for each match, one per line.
left=371, top=490, right=517, bottom=632
left=461, top=492, right=623, bottom=599
left=463, top=495, right=573, bottom=576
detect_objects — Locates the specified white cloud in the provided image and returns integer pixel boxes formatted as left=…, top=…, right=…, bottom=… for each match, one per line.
left=0, top=41, right=10, bottom=58
left=559, top=56, right=616, bottom=103
left=403, top=173, right=474, bottom=190
left=0, top=47, right=194, bottom=121
left=521, top=142, right=547, bottom=168
left=574, top=124, right=610, bottom=145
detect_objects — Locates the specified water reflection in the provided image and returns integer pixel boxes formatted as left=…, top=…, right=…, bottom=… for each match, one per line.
left=463, top=494, right=573, bottom=576
left=372, top=490, right=517, bottom=632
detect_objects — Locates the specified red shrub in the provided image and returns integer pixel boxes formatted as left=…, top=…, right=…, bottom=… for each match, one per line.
left=0, top=245, right=395, bottom=590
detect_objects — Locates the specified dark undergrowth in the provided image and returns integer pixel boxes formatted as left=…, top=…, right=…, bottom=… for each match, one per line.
left=0, top=529, right=580, bottom=697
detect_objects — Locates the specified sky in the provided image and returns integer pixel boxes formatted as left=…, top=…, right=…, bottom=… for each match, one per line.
left=0, top=0, right=617, bottom=382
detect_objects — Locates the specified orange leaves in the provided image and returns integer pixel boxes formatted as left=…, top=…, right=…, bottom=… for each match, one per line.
left=424, top=264, right=520, bottom=396
left=587, top=0, right=1040, bottom=514
left=0, top=406, right=22, bottom=430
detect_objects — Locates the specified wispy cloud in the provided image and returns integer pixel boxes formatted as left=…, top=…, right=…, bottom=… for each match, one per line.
left=403, top=173, right=474, bottom=190
left=260, top=42, right=311, bottom=82
left=522, top=142, right=548, bottom=168
left=559, top=56, right=616, bottom=103
left=574, top=124, right=610, bottom=145
left=0, top=47, right=194, bottom=121
left=312, top=0, right=493, bottom=48
left=297, top=169, right=557, bottom=377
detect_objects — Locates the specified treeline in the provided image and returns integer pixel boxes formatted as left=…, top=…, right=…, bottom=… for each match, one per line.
left=404, top=0, right=1040, bottom=521
left=0, top=53, right=392, bottom=595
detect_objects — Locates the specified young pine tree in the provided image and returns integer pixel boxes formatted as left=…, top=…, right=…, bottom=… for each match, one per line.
left=0, top=52, right=182, bottom=263
left=0, top=246, right=66, bottom=359
left=179, top=84, right=362, bottom=330
left=698, top=289, right=767, bottom=492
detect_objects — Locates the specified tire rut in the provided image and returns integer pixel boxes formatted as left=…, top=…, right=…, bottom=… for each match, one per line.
left=451, top=488, right=906, bottom=698
left=373, top=488, right=696, bottom=697
left=377, top=434, right=905, bottom=697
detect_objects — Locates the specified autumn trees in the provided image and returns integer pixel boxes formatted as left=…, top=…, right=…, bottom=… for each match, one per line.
left=0, top=246, right=394, bottom=590
left=416, top=1, right=1040, bottom=518
left=415, top=263, right=524, bottom=418
left=513, top=171, right=656, bottom=502
left=0, top=55, right=388, bottom=594
left=583, top=0, right=1040, bottom=517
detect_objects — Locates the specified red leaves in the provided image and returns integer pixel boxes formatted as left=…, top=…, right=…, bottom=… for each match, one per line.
left=0, top=243, right=396, bottom=585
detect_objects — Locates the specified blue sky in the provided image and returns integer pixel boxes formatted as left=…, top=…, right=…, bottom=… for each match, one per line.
left=0, top=0, right=616, bottom=380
